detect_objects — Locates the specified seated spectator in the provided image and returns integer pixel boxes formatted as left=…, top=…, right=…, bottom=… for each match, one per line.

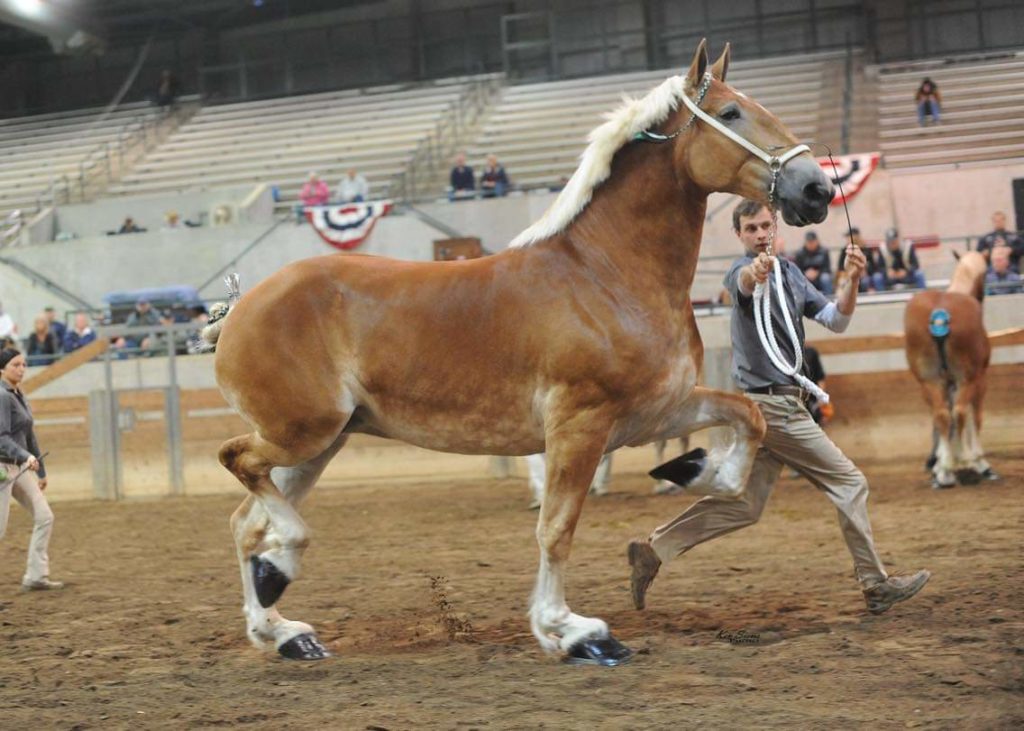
left=62, top=312, right=97, bottom=353
left=337, top=168, right=369, bottom=203
left=0, top=301, right=17, bottom=340
left=479, top=154, right=509, bottom=198
left=163, top=211, right=183, bottom=229
left=296, top=172, right=331, bottom=223
left=24, top=315, right=60, bottom=366
left=794, top=230, right=832, bottom=294
left=838, top=228, right=886, bottom=292
left=881, top=228, right=926, bottom=290
left=985, top=246, right=1023, bottom=295
left=915, top=77, right=941, bottom=126
left=448, top=152, right=475, bottom=201
left=43, top=306, right=66, bottom=346
left=118, top=217, right=144, bottom=234
left=976, top=211, right=1023, bottom=271
left=156, top=69, right=180, bottom=109
left=121, top=298, right=161, bottom=354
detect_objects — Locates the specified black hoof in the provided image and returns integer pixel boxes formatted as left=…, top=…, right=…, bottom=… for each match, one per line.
left=278, top=633, right=332, bottom=661
left=981, top=467, right=1000, bottom=481
left=648, top=448, right=707, bottom=489
left=564, top=635, right=635, bottom=667
left=251, top=555, right=290, bottom=608
left=955, top=469, right=983, bottom=486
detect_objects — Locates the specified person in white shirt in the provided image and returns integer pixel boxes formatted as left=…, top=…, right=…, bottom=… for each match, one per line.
left=337, top=169, right=370, bottom=203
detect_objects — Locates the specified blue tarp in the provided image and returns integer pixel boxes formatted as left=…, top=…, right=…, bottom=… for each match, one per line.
left=102, top=286, right=203, bottom=308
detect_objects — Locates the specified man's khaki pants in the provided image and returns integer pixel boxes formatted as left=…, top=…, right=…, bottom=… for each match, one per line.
left=0, top=463, right=54, bottom=584
left=649, top=394, right=888, bottom=589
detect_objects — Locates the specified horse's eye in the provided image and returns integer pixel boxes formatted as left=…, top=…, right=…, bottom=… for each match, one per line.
left=719, top=105, right=741, bottom=122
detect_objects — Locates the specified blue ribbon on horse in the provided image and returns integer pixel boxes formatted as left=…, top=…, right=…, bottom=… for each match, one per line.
left=928, top=308, right=951, bottom=338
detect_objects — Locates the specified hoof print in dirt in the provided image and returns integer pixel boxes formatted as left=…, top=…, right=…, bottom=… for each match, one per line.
left=648, top=448, right=708, bottom=489
left=564, top=635, right=635, bottom=667
left=251, top=555, right=290, bottom=608
left=278, top=633, right=332, bottom=661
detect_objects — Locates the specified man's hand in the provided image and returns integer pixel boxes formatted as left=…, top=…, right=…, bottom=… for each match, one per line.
left=843, top=244, right=866, bottom=280
left=38, top=478, right=47, bottom=491
left=24, top=455, right=39, bottom=472
left=751, top=252, right=774, bottom=283
left=806, top=267, right=819, bottom=280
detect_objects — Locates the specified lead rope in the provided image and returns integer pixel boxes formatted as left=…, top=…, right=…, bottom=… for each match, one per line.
left=752, top=165, right=830, bottom=404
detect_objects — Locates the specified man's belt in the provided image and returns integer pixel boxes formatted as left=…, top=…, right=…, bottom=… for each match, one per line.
left=746, top=384, right=810, bottom=400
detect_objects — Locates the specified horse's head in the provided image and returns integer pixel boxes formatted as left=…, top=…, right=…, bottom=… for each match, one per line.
left=673, top=40, right=834, bottom=226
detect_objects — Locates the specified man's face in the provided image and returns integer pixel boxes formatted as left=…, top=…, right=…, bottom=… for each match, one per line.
left=735, top=207, right=775, bottom=256
left=886, top=237, right=900, bottom=250
left=455, top=154, right=466, bottom=167
left=74, top=313, right=89, bottom=330
left=992, top=247, right=1010, bottom=274
left=993, top=212, right=1006, bottom=230
left=805, top=236, right=819, bottom=251
left=138, top=302, right=150, bottom=314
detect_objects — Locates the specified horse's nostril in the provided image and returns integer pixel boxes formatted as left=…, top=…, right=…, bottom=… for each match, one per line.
left=804, top=181, right=833, bottom=205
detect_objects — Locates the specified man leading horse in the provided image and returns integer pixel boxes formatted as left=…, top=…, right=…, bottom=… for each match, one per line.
left=629, top=200, right=931, bottom=615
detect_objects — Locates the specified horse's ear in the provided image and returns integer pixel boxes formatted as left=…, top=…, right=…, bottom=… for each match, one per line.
left=686, top=38, right=709, bottom=89
left=711, top=42, right=730, bottom=82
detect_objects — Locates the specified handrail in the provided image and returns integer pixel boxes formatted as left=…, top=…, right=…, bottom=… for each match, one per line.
left=0, top=254, right=95, bottom=311
left=195, top=215, right=289, bottom=296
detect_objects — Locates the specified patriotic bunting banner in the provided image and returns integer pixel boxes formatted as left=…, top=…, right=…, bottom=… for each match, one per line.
left=306, top=200, right=393, bottom=250
left=817, top=152, right=881, bottom=206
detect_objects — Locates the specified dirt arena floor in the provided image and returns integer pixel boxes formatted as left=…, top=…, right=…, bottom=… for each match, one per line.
left=1, top=445, right=1021, bottom=730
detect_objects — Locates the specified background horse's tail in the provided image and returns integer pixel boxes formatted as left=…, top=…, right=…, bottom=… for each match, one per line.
left=200, top=273, right=242, bottom=350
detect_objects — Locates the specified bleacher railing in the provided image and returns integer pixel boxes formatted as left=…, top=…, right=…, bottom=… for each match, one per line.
left=31, top=100, right=199, bottom=213
left=389, top=75, right=503, bottom=203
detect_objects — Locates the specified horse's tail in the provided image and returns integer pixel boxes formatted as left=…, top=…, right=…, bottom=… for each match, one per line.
left=199, top=274, right=242, bottom=351
left=927, top=306, right=954, bottom=402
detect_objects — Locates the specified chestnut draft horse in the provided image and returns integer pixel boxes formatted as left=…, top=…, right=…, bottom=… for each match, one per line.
left=207, top=40, right=834, bottom=665
left=904, top=251, right=996, bottom=488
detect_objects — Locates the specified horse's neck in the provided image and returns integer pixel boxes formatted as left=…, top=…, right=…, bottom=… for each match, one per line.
left=948, top=268, right=984, bottom=301
left=554, top=145, right=706, bottom=306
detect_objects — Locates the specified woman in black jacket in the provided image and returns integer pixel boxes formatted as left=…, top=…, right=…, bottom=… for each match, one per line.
left=0, top=348, right=62, bottom=590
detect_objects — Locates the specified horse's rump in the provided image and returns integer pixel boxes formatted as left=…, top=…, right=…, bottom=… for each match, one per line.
left=904, top=290, right=988, bottom=384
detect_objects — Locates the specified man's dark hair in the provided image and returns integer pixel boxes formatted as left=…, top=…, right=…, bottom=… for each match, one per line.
left=732, top=199, right=768, bottom=232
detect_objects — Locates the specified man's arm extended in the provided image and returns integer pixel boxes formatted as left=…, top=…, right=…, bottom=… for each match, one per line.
left=836, top=244, right=866, bottom=316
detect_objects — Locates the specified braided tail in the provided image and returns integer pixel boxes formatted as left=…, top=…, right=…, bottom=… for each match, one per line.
left=199, top=273, right=241, bottom=350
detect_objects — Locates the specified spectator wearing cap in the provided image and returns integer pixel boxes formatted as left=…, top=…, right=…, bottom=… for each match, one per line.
left=838, top=228, right=886, bottom=293
left=794, top=230, right=833, bottom=295
left=124, top=298, right=161, bottom=354
left=880, top=228, right=926, bottom=290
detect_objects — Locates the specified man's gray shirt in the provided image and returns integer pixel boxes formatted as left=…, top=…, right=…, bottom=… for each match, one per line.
left=723, top=254, right=831, bottom=391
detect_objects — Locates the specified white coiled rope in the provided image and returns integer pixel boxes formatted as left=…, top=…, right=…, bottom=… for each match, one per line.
left=752, top=225, right=830, bottom=404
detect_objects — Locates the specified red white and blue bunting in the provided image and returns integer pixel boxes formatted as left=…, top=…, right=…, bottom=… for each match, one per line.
left=306, top=200, right=393, bottom=250
left=817, top=152, right=881, bottom=207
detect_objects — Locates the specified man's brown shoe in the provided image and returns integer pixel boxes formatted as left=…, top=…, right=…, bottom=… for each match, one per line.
left=863, top=570, right=930, bottom=615
left=627, top=539, right=661, bottom=610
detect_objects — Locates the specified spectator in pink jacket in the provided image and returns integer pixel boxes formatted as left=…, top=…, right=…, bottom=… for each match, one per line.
left=296, top=172, right=331, bottom=223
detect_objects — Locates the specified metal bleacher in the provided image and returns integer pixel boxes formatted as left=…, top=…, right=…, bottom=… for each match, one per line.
left=106, top=82, right=473, bottom=205
left=877, top=53, right=1024, bottom=169
left=461, top=52, right=844, bottom=193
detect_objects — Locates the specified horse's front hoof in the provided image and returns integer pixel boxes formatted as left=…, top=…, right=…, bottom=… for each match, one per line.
left=564, top=635, right=635, bottom=667
left=930, top=476, right=956, bottom=490
left=648, top=448, right=707, bottom=489
left=278, top=633, right=332, bottom=661
left=981, top=467, right=1000, bottom=481
left=955, top=469, right=983, bottom=486
left=251, top=555, right=290, bottom=608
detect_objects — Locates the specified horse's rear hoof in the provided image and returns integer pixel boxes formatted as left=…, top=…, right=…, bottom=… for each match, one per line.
left=564, top=635, right=635, bottom=667
left=981, top=467, right=1000, bottom=481
left=278, top=633, right=332, bottom=661
left=648, top=448, right=707, bottom=489
left=930, top=477, right=956, bottom=490
left=955, top=469, right=983, bottom=486
left=251, top=555, right=290, bottom=608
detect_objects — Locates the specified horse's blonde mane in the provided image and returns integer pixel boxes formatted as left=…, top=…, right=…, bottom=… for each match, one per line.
left=509, top=74, right=687, bottom=247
